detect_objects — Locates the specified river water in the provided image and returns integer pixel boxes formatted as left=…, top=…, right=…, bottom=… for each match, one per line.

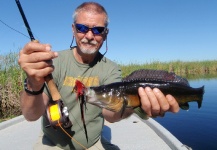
left=154, top=78, right=217, bottom=150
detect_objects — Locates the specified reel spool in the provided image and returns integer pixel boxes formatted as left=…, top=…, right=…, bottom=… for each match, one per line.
left=46, top=100, right=72, bottom=128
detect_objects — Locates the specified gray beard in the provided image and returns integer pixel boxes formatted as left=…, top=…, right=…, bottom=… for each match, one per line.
left=80, top=38, right=98, bottom=54
left=80, top=47, right=97, bottom=55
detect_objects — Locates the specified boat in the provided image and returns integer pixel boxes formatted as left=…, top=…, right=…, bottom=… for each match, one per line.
left=0, top=114, right=191, bottom=150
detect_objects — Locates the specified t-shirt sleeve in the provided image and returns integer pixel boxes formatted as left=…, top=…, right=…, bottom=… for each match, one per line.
left=101, top=61, right=122, bottom=85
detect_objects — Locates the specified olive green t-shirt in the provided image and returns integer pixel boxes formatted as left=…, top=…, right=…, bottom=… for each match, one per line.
left=42, top=48, right=122, bottom=150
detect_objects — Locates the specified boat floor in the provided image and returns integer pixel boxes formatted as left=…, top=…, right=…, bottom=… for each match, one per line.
left=0, top=114, right=189, bottom=150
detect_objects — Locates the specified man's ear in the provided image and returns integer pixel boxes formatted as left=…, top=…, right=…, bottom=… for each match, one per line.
left=72, top=24, right=76, bottom=34
left=103, top=28, right=109, bottom=41
left=105, top=28, right=109, bottom=34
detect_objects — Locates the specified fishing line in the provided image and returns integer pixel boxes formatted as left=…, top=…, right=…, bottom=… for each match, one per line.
left=69, top=111, right=101, bottom=150
left=70, top=66, right=102, bottom=150
left=0, top=19, right=29, bottom=39
left=58, top=120, right=88, bottom=149
left=0, top=18, right=40, bottom=41
left=73, top=109, right=100, bottom=149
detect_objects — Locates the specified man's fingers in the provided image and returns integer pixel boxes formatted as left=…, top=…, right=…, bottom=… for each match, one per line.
left=27, top=67, right=55, bottom=79
left=19, top=51, right=58, bottom=66
left=28, top=51, right=58, bottom=63
left=23, top=61, right=54, bottom=72
left=153, top=88, right=170, bottom=112
left=166, top=94, right=180, bottom=113
left=145, top=87, right=160, bottom=116
left=21, top=42, right=52, bottom=54
left=138, top=87, right=152, bottom=116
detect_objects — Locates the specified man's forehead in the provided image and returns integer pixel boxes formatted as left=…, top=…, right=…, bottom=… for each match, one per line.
left=75, top=12, right=106, bottom=25
left=76, top=11, right=106, bottom=18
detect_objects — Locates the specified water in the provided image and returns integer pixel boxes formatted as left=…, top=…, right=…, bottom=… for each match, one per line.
left=154, top=78, right=217, bottom=150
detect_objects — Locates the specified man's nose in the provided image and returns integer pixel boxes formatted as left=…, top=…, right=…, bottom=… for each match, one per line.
left=85, top=30, right=94, bottom=40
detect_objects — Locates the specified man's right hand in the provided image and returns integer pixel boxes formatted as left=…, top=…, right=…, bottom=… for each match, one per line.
left=18, top=41, right=58, bottom=91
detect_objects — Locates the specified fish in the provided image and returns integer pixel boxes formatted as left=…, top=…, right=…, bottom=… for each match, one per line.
left=74, top=69, right=205, bottom=112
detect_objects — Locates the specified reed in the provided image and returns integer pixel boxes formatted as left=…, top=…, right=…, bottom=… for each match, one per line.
left=0, top=52, right=23, bottom=119
left=120, top=60, right=217, bottom=80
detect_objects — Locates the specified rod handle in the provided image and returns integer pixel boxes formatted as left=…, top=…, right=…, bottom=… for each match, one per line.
left=45, top=74, right=61, bottom=101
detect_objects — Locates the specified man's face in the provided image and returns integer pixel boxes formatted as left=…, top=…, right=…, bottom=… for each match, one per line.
left=72, top=12, right=107, bottom=55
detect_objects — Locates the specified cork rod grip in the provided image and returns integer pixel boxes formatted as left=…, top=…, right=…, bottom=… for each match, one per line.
left=45, top=74, right=61, bottom=101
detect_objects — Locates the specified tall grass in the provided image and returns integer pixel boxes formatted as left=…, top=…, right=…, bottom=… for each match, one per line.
left=120, top=60, right=217, bottom=80
left=0, top=52, right=23, bottom=119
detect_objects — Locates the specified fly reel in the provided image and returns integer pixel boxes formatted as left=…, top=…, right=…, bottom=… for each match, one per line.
left=46, top=100, right=72, bottom=128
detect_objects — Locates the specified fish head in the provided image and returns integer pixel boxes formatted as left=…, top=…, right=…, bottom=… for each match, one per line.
left=85, top=88, right=124, bottom=112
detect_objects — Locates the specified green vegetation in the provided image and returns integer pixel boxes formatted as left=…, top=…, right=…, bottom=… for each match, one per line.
left=120, top=60, right=217, bottom=80
left=0, top=52, right=23, bottom=120
left=0, top=52, right=217, bottom=121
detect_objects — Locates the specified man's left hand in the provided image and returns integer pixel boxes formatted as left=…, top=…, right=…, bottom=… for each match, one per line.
left=138, top=87, right=179, bottom=117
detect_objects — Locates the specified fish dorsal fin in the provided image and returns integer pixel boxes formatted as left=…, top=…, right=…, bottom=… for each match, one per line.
left=122, top=69, right=189, bottom=86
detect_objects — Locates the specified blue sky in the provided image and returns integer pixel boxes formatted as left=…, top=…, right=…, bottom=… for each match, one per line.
left=0, top=0, right=216, bottom=64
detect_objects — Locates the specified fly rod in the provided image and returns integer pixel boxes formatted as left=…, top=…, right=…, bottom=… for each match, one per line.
left=15, top=0, right=61, bottom=101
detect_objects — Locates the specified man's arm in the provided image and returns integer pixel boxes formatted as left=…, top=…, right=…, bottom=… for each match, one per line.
left=102, top=107, right=134, bottom=123
left=20, top=91, right=49, bottom=121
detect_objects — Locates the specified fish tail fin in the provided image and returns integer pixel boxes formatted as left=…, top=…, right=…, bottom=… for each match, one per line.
left=197, top=96, right=203, bottom=109
left=197, top=86, right=205, bottom=108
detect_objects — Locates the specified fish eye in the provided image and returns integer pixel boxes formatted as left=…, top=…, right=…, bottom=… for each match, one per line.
left=102, top=93, right=107, bottom=98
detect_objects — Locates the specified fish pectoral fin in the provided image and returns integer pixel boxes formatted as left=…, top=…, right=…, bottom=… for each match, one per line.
left=180, top=103, right=189, bottom=110
left=106, top=100, right=123, bottom=112
left=120, top=99, right=127, bottom=118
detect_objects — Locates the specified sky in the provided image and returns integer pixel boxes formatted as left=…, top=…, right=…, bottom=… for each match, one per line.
left=0, top=0, right=217, bottom=64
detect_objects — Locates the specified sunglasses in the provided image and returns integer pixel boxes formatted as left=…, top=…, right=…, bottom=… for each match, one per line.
left=75, top=23, right=106, bottom=35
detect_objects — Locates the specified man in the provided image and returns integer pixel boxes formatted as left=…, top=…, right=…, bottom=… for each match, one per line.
left=18, top=2, right=179, bottom=150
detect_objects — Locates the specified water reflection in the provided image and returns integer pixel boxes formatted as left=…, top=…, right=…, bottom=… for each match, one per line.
left=154, top=78, right=217, bottom=150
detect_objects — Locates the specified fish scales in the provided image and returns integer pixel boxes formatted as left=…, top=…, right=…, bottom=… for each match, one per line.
left=123, top=69, right=189, bottom=86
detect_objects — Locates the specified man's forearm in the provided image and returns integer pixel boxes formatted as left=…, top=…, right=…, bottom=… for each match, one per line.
left=20, top=91, right=48, bottom=121
left=102, top=107, right=134, bottom=123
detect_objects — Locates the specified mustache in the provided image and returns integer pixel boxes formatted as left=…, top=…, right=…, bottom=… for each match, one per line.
left=81, top=38, right=98, bottom=45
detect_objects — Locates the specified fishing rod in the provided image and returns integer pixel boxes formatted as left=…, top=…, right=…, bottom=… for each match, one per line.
left=15, top=1, right=99, bottom=148
left=15, top=0, right=35, bottom=41
left=15, top=0, right=71, bottom=129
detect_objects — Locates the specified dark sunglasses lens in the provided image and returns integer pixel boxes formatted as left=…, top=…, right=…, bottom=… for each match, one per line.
left=75, top=24, right=105, bottom=34
left=75, top=24, right=88, bottom=33
left=92, top=27, right=105, bottom=35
